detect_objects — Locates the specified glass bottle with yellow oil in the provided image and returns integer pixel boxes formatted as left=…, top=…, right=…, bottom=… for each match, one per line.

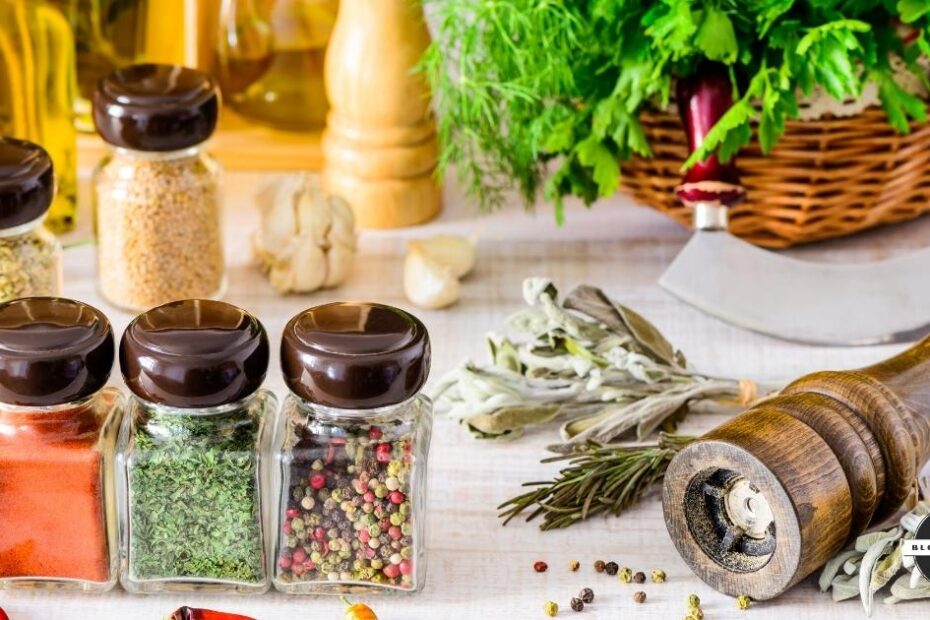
left=0, top=0, right=78, bottom=233
left=216, top=0, right=338, bottom=131
left=49, top=0, right=146, bottom=133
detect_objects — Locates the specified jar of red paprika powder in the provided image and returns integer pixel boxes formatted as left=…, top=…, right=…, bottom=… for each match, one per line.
left=273, top=302, right=432, bottom=594
left=0, top=297, right=122, bottom=591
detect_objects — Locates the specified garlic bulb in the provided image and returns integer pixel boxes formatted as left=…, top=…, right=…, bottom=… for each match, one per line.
left=253, top=174, right=357, bottom=294
left=404, top=235, right=476, bottom=309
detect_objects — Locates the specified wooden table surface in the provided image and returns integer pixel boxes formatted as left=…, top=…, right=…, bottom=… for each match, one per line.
left=2, top=171, right=929, bottom=619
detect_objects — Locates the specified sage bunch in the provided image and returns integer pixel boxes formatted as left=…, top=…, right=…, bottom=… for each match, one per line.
left=433, top=277, right=765, bottom=450
left=820, top=501, right=930, bottom=616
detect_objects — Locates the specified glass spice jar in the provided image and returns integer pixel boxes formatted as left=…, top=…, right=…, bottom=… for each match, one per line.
left=274, top=302, right=432, bottom=595
left=92, top=63, right=225, bottom=312
left=0, top=297, right=123, bottom=591
left=0, top=138, right=63, bottom=302
left=117, top=299, right=276, bottom=594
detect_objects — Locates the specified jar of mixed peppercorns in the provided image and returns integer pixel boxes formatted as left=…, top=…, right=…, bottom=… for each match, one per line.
left=93, top=63, right=224, bottom=311
left=0, top=138, right=62, bottom=302
left=0, top=297, right=122, bottom=592
left=274, top=302, right=433, bottom=595
left=116, top=299, right=276, bottom=594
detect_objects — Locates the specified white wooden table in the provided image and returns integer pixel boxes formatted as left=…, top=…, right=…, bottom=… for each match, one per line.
left=2, top=171, right=929, bottom=619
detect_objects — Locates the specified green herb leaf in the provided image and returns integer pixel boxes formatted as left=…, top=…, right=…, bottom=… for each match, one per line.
left=695, top=6, right=738, bottom=63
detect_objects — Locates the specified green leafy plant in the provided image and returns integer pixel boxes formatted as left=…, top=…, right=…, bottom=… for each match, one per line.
left=423, top=0, right=930, bottom=222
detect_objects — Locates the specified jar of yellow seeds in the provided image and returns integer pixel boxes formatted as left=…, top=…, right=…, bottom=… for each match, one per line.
left=92, top=63, right=224, bottom=312
left=0, top=138, right=62, bottom=302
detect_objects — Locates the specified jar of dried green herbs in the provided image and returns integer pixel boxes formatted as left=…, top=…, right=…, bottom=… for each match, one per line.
left=0, top=138, right=62, bottom=302
left=117, top=299, right=276, bottom=594
left=274, top=302, right=433, bottom=595
left=92, top=64, right=224, bottom=312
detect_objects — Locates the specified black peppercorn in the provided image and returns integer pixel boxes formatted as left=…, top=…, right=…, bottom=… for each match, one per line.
left=633, top=571, right=646, bottom=583
left=570, top=597, right=584, bottom=612
left=579, top=588, right=594, bottom=604
left=605, top=561, right=618, bottom=576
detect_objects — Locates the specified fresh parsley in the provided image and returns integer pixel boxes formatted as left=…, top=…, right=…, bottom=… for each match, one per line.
left=423, top=0, right=930, bottom=219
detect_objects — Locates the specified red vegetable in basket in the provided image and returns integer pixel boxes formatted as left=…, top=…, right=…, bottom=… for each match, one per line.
left=166, top=608, right=255, bottom=620
left=675, top=63, right=746, bottom=209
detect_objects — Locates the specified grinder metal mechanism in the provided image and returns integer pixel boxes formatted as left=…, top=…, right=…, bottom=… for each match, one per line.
left=663, top=337, right=930, bottom=600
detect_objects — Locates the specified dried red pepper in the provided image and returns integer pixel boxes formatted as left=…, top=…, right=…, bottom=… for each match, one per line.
left=166, top=608, right=256, bottom=620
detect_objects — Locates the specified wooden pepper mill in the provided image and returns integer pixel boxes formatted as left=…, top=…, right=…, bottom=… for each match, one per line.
left=663, top=337, right=930, bottom=599
left=321, top=0, right=441, bottom=228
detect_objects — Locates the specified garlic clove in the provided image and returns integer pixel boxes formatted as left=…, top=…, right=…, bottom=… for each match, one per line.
left=407, top=235, right=476, bottom=279
left=404, top=246, right=461, bottom=309
left=291, top=241, right=328, bottom=292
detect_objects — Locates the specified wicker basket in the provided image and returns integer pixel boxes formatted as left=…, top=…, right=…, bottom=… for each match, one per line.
left=620, top=108, right=930, bottom=248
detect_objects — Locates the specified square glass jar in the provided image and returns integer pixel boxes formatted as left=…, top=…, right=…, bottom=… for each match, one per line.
left=117, top=390, right=277, bottom=594
left=0, top=389, right=123, bottom=591
left=272, top=394, right=432, bottom=594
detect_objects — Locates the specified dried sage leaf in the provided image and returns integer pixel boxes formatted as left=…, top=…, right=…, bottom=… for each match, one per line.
left=435, top=278, right=772, bottom=450
left=859, top=527, right=902, bottom=615
left=820, top=550, right=860, bottom=591
left=565, top=285, right=685, bottom=368
left=830, top=574, right=863, bottom=602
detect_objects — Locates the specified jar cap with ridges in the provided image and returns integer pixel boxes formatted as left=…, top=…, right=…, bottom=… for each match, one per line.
left=0, top=297, right=113, bottom=406
left=120, top=299, right=269, bottom=408
left=0, top=137, right=54, bottom=229
left=281, top=302, right=430, bottom=409
left=93, top=63, right=219, bottom=151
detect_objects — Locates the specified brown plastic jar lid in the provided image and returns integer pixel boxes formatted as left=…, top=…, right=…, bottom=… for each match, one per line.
left=0, top=137, right=54, bottom=229
left=0, top=297, right=113, bottom=407
left=93, top=63, right=219, bottom=152
left=281, top=302, right=430, bottom=410
left=120, top=299, right=269, bottom=408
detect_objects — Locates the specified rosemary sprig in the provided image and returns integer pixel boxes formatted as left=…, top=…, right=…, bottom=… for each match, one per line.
left=499, top=433, right=695, bottom=530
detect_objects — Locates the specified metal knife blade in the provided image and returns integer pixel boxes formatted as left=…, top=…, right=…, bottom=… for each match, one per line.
left=659, top=231, right=930, bottom=345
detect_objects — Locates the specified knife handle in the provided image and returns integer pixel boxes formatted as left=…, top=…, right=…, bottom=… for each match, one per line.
left=675, top=64, right=746, bottom=223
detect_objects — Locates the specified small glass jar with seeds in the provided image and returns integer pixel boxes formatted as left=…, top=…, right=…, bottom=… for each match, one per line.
left=116, top=299, right=276, bottom=594
left=92, top=63, right=224, bottom=312
left=0, top=138, right=62, bottom=302
left=273, top=302, right=433, bottom=595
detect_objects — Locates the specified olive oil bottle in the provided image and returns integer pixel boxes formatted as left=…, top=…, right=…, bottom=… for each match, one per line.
left=0, top=0, right=78, bottom=233
left=217, top=0, right=338, bottom=131
left=50, top=0, right=146, bottom=133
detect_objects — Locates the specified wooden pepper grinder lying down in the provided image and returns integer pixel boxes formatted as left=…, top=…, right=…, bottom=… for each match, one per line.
left=663, top=336, right=930, bottom=600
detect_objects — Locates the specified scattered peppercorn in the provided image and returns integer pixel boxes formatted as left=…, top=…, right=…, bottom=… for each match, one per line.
left=604, top=561, right=618, bottom=576
left=570, top=598, right=584, bottom=612
left=737, top=594, right=752, bottom=610
left=633, top=571, right=646, bottom=584
left=544, top=601, right=559, bottom=617
left=341, top=596, right=378, bottom=620
left=534, top=561, right=549, bottom=573
left=618, top=566, right=633, bottom=583
left=593, top=560, right=606, bottom=573
left=633, top=591, right=646, bottom=604
left=689, top=607, right=704, bottom=620
left=569, top=560, right=580, bottom=572
left=651, top=569, right=666, bottom=583
left=688, top=594, right=701, bottom=609
left=579, top=587, right=594, bottom=604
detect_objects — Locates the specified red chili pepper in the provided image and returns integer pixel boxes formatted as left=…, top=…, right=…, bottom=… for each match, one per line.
left=166, top=607, right=256, bottom=620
